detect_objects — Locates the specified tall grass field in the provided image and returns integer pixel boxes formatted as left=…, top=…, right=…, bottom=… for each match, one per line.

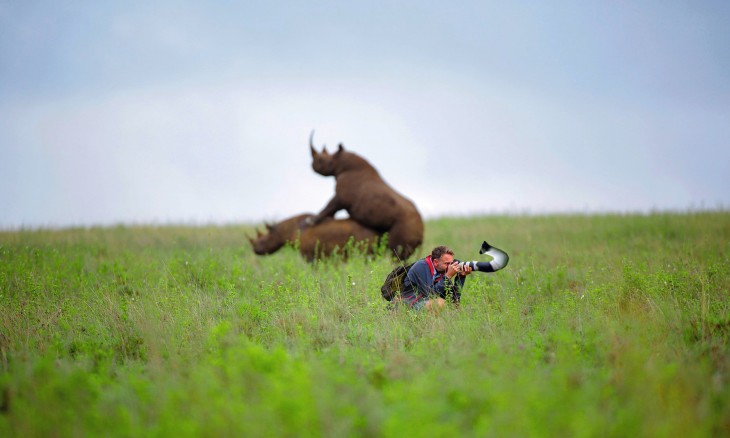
left=1, top=212, right=728, bottom=436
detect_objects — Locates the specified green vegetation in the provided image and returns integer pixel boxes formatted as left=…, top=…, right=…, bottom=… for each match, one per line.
left=1, top=212, right=728, bottom=437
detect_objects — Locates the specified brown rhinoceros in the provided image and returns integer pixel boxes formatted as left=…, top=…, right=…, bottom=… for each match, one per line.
left=309, top=132, right=423, bottom=259
left=249, top=213, right=382, bottom=262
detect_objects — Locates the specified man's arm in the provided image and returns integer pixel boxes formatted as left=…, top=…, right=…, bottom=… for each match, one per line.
left=404, top=262, right=433, bottom=298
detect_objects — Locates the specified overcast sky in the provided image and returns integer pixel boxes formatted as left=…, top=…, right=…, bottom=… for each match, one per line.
left=1, top=1, right=728, bottom=229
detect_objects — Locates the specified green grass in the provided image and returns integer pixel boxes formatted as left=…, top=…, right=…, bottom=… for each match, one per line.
left=1, top=212, right=728, bottom=437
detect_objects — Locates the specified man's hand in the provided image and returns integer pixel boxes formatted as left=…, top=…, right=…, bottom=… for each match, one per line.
left=446, top=262, right=460, bottom=279
left=447, top=262, right=473, bottom=279
left=459, top=263, right=473, bottom=277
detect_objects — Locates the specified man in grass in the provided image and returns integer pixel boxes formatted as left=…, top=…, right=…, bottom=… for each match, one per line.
left=400, top=245, right=472, bottom=312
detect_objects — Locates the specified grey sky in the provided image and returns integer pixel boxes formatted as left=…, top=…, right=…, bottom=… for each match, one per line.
left=1, top=1, right=728, bottom=229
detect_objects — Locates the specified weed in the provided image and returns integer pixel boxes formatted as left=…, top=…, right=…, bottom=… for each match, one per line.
left=0, top=214, right=728, bottom=436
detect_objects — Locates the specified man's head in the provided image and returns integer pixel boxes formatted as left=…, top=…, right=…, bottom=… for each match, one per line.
left=431, top=245, right=455, bottom=273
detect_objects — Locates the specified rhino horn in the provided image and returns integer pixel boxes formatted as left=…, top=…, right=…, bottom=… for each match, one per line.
left=310, top=130, right=329, bottom=155
left=310, top=130, right=317, bottom=156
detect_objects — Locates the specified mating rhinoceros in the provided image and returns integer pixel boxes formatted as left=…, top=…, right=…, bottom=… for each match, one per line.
left=250, top=213, right=382, bottom=262
left=309, top=133, right=423, bottom=259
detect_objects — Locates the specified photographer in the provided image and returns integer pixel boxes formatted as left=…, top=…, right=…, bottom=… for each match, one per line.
left=400, top=245, right=472, bottom=312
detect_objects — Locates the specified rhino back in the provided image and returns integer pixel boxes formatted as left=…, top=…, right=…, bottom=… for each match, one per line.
left=337, top=176, right=417, bottom=230
left=299, top=218, right=379, bottom=260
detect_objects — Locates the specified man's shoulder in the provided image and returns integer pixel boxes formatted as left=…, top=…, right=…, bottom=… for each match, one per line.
left=407, top=258, right=429, bottom=274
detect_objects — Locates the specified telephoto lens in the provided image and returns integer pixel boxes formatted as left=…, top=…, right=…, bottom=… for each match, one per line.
left=454, top=241, right=509, bottom=273
left=454, top=260, right=496, bottom=272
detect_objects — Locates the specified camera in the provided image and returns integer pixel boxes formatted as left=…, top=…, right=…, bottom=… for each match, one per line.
left=448, top=241, right=509, bottom=274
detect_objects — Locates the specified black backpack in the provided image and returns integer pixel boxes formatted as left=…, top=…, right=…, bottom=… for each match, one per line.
left=380, top=262, right=415, bottom=301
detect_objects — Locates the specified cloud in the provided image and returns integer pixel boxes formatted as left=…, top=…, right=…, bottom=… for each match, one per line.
left=1, top=1, right=729, bottom=228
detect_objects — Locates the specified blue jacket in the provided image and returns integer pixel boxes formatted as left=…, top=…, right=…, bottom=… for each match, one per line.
left=401, top=255, right=465, bottom=306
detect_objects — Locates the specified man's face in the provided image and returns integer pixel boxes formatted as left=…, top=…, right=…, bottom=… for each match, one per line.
left=433, top=254, right=454, bottom=273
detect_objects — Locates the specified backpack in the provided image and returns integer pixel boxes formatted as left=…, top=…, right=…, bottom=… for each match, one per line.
left=380, top=262, right=415, bottom=301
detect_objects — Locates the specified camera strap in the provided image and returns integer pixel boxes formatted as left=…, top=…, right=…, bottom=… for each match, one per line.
left=425, top=256, right=442, bottom=284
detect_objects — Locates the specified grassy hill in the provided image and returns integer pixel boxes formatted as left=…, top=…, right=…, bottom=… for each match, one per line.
left=1, top=212, right=728, bottom=436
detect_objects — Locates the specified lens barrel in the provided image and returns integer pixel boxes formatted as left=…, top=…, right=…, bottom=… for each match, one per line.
left=454, top=260, right=495, bottom=273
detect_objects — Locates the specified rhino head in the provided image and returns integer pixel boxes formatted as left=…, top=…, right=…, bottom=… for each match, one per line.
left=249, top=214, right=313, bottom=255
left=310, top=130, right=344, bottom=176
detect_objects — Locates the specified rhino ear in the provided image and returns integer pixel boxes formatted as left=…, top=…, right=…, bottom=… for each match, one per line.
left=335, top=143, right=344, bottom=156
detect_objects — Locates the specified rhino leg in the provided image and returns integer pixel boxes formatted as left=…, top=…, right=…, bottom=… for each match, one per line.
left=312, top=197, right=342, bottom=225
